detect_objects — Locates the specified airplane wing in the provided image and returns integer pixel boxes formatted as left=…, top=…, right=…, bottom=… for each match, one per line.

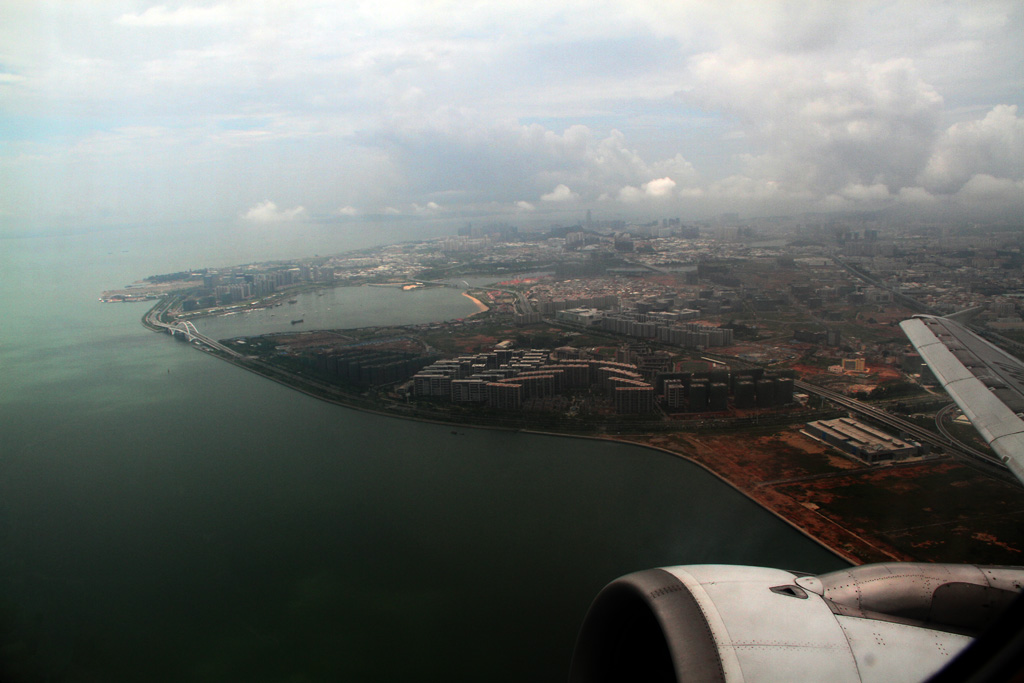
left=899, top=314, right=1024, bottom=484
left=569, top=315, right=1024, bottom=682
left=569, top=316, right=1024, bottom=682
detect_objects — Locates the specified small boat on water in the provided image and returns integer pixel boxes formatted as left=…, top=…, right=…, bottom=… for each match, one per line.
left=291, top=318, right=304, bottom=325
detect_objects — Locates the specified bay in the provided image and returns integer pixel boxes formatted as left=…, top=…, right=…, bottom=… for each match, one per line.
left=194, top=285, right=482, bottom=339
left=0, top=224, right=847, bottom=682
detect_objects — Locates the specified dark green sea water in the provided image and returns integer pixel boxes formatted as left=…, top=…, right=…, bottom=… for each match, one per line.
left=0, top=224, right=846, bottom=681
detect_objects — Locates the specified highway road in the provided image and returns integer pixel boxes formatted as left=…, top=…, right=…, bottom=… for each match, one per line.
left=934, top=402, right=1005, bottom=466
left=700, top=351, right=1012, bottom=475
left=143, top=297, right=245, bottom=359
left=794, top=379, right=1012, bottom=478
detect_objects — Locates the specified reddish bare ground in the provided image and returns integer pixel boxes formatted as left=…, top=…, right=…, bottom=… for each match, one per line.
left=870, top=365, right=902, bottom=380
left=788, top=363, right=830, bottom=377
left=617, top=429, right=1024, bottom=565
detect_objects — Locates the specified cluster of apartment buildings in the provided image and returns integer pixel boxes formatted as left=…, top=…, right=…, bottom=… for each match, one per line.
left=304, top=347, right=433, bottom=388
left=184, top=266, right=329, bottom=310
left=655, top=368, right=795, bottom=412
left=411, top=349, right=660, bottom=414
left=208, top=268, right=303, bottom=299
left=410, top=346, right=798, bottom=415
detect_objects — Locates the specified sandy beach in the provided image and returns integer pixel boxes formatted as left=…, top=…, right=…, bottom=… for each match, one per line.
left=461, top=292, right=490, bottom=313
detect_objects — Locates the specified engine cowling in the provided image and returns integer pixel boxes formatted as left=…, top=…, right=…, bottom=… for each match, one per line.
left=570, top=563, right=1024, bottom=683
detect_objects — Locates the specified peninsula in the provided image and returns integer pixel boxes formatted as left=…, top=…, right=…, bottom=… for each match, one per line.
left=122, top=220, right=1024, bottom=566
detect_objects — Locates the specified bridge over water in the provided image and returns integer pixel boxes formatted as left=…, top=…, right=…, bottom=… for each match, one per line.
left=143, top=301, right=244, bottom=359
left=165, top=320, right=245, bottom=358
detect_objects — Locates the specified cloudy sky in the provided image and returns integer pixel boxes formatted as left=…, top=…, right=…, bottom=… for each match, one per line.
left=1, top=1, right=1022, bottom=233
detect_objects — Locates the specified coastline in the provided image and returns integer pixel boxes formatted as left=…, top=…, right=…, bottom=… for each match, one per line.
left=530, top=431, right=857, bottom=566
left=162, top=318, right=865, bottom=567
left=150, top=299, right=1024, bottom=568
left=461, top=291, right=489, bottom=313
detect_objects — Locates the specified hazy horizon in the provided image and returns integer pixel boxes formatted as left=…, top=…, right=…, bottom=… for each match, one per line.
left=2, top=1, right=1022, bottom=237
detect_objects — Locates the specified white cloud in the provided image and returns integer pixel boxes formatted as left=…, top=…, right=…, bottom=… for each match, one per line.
left=819, top=181, right=894, bottom=212
left=368, top=118, right=666, bottom=204
left=920, top=105, right=1024, bottom=193
left=897, top=186, right=937, bottom=205
left=955, top=174, right=1024, bottom=203
left=936, top=174, right=1024, bottom=219
left=617, top=185, right=644, bottom=202
left=840, top=183, right=891, bottom=201
left=706, top=174, right=814, bottom=204
left=241, top=200, right=307, bottom=223
left=817, top=194, right=854, bottom=212
left=3, top=1, right=1024, bottom=231
left=643, top=177, right=676, bottom=197
left=617, top=177, right=677, bottom=203
left=541, top=184, right=579, bottom=202
left=116, top=5, right=235, bottom=27
left=651, top=155, right=700, bottom=186
left=412, top=201, right=442, bottom=213
left=686, top=54, right=944, bottom=195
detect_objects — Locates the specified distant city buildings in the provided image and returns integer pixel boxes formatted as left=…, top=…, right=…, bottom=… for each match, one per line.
left=157, top=220, right=1024, bottom=434
left=181, top=263, right=325, bottom=310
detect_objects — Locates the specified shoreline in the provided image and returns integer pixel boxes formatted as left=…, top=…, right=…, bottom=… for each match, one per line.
left=519, top=429, right=856, bottom=566
left=169, top=324, right=861, bottom=567
left=461, top=291, right=490, bottom=313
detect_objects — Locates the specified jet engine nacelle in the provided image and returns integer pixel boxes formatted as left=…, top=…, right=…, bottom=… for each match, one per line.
left=570, top=563, right=1024, bottom=683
